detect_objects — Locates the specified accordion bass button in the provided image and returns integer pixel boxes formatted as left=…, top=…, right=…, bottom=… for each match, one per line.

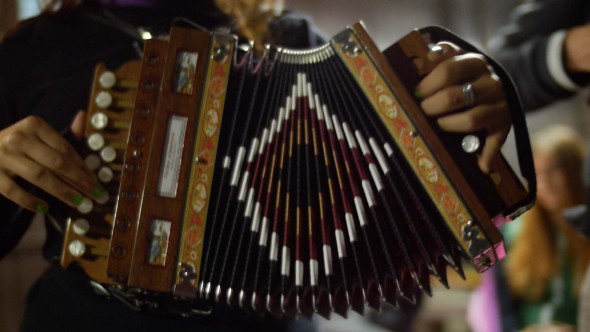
left=77, top=197, right=94, bottom=214
left=461, top=134, right=481, bottom=154
left=68, top=240, right=86, bottom=258
left=87, top=133, right=105, bottom=151
left=99, top=71, right=116, bottom=89
left=72, top=218, right=90, bottom=236
left=85, top=154, right=101, bottom=171
left=95, top=91, right=113, bottom=109
left=95, top=191, right=110, bottom=205
left=97, top=166, right=114, bottom=183
left=100, top=146, right=117, bottom=163
left=91, top=112, right=109, bottom=130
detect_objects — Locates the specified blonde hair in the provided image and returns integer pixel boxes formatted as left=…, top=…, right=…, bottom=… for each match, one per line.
left=215, top=0, right=283, bottom=46
left=506, top=125, right=590, bottom=301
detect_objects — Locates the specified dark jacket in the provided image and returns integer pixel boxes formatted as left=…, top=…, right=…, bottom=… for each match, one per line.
left=489, top=0, right=590, bottom=112
left=0, top=4, right=321, bottom=331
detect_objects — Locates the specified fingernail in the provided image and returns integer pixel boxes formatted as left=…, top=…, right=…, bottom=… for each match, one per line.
left=414, top=90, right=424, bottom=99
left=92, top=188, right=105, bottom=198
left=35, top=204, right=49, bottom=213
left=71, top=195, right=84, bottom=206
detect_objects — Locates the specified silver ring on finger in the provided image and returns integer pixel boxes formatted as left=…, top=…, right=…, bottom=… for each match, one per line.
left=462, top=82, right=475, bottom=107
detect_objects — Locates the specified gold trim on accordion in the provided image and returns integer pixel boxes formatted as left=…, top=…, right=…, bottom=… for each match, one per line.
left=61, top=22, right=532, bottom=319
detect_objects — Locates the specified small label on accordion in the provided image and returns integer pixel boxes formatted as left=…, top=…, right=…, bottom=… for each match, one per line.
left=172, top=51, right=198, bottom=94
left=147, top=219, right=172, bottom=266
left=158, top=115, right=188, bottom=197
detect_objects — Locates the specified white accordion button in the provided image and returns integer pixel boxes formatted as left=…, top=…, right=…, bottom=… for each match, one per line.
left=84, top=154, right=101, bottom=171
left=72, top=218, right=90, bottom=236
left=99, top=71, right=117, bottom=89
left=77, top=197, right=94, bottom=214
left=87, top=133, right=105, bottom=151
left=98, top=166, right=114, bottom=183
left=91, top=112, right=109, bottom=130
left=95, top=91, right=113, bottom=108
left=96, top=191, right=110, bottom=205
left=100, top=146, right=117, bottom=163
left=461, top=134, right=480, bottom=154
left=68, top=240, right=86, bottom=257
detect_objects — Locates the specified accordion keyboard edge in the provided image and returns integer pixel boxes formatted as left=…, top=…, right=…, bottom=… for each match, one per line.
left=61, top=22, right=532, bottom=319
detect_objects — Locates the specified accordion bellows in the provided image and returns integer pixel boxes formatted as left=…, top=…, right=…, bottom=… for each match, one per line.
left=61, top=22, right=534, bottom=319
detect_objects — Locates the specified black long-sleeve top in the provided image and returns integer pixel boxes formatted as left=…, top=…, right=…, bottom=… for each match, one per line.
left=0, top=3, right=321, bottom=331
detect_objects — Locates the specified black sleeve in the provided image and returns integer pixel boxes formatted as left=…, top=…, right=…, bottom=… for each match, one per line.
left=0, top=21, right=41, bottom=259
left=488, top=0, right=590, bottom=111
left=267, top=11, right=327, bottom=48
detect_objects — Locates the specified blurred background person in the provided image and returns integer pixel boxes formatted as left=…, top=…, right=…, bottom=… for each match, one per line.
left=469, top=125, right=590, bottom=331
left=489, top=1, right=590, bottom=330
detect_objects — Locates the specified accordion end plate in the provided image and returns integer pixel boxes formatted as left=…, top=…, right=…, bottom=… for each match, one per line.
left=471, top=241, right=506, bottom=273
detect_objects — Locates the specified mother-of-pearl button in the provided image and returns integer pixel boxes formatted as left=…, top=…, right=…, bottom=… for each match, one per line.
left=99, top=71, right=116, bottom=89
left=100, top=146, right=117, bottom=163
left=98, top=167, right=114, bottom=183
left=68, top=240, right=86, bottom=257
left=84, top=154, right=101, bottom=171
left=461, top=134, right=481, bottom=154
left=95, top=91, right=113, bottom=108
left=96, top=191, right=110, bottom=205
left=72, top=218, right=90, bottom=236
left=87, top=133, right=105, bottom=151
left=91, top=112, right=109, bottom=130
left=77, top=197, right=94, bottom=214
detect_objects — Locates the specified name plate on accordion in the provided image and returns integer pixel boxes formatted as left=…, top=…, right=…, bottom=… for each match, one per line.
left=61, top=23, right=533, bottom=318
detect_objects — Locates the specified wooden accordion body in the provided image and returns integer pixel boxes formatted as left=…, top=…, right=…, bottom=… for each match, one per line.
left=61, top=23, right=533, bottom=318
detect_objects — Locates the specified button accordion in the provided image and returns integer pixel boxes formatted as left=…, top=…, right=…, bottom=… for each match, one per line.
left=61, top=22, right=535, bottom=318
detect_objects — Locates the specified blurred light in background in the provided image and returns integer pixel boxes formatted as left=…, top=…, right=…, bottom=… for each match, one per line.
left=18, top=0, right=40, bottom=19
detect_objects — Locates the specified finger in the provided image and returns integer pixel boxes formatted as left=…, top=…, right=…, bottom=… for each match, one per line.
left=0, top=172, right=49, bottom=213
left=478, top=130, right=508, bottom=174
left=29, top=116, right=97, bottom=180
left=70, top=110, right=87, bottom=140
left=2, top=126, right=103, bottom=200
left=421, top=75, right=504, bottom=116
left=416, top=54, right=489, bottom=98
left=426, top=42, right=460, bottom=65
left=435, top=103, right=507, bottom=133
left=5, top=153, right=89, bottom=209
left=23, top=135, right=100, bottom=197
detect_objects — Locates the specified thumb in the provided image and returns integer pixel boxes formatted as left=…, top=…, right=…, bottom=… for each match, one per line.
left=70, top=110, right=87, bottom=140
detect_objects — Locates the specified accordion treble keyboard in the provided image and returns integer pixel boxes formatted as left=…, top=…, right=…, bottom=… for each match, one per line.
left=61, top=23, right=533, bottom=318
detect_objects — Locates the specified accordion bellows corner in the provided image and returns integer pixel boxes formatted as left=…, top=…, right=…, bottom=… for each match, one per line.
left=61, top=22, right=534, bottom=318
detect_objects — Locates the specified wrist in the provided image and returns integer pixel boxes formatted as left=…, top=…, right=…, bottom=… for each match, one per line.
left=547, top=30, right=581, bottom=91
